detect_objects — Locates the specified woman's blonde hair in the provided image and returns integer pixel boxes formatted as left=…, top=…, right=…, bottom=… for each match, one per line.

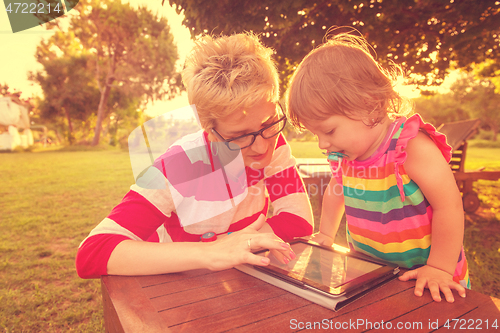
left=182, top=32, right=279, bottom=131
left=286, top=30, right=411, bottom=130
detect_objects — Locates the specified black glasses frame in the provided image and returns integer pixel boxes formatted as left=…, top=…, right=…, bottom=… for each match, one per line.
left=211, top=103, right=287, bottom=151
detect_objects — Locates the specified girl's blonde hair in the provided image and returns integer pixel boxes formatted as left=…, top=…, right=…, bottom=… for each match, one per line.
left=182, top=32, right=280, bottom=131
left=286, top=30, right=411, bottom=130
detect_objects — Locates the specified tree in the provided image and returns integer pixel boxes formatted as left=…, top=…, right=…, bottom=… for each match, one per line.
left=42, top=0, right=181, bottom=145
left=451, top=71, right=500, bottom=141
left=104, top=89, right=142, bottom=146
left=168, top=0, right=499, bottom=88
left=30, top=50, right=100, bottom=144
left=414, top=92, right=469, bottom=128
left=476, top=59, right=500, bottom=94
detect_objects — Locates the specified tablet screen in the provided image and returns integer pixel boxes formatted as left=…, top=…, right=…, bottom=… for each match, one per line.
left=267, top=241, right=383, bottom=290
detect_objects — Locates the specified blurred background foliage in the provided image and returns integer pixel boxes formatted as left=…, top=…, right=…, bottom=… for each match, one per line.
left=168, top=0, right=499, bottom=142
left=1, top=0, right=499, bottom=147
left=5, top=0, right=182, bottom=148
left=169, top=0, right=499, bottom=88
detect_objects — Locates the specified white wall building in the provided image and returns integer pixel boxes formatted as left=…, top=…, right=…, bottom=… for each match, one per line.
left=0, top=97, right=33, bottom=151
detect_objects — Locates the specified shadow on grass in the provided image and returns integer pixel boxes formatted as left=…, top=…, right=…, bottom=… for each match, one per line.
left=464, top=203, right=500, bottom=299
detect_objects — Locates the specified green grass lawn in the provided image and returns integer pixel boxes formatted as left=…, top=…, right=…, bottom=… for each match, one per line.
left=1, top=149, right=134, bottom=332
left=0, top=143, right=499, bottom=332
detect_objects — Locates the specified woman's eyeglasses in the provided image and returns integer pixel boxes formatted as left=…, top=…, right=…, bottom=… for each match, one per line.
left=211, top=103, right=287, bottom=151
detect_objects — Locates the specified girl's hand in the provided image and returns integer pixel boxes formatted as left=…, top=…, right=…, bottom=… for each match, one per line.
left=205, top=215, right=295, bottom=271
left=310, top=231, right=335, bottom=247
left=398, top=265, right=466, bottom=303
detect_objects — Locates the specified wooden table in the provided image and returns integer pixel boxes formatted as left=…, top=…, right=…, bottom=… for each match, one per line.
left=102, top=268, right=500, bottom=332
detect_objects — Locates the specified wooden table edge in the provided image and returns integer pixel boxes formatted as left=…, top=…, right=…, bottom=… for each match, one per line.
left=102, top=275, right=171, bottom=333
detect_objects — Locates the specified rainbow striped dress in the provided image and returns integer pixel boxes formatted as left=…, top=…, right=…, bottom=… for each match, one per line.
left=331, top=114, right=469, bottom=288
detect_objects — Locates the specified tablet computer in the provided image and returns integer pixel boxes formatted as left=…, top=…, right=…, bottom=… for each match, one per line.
left=253, top=239, right=399, bottom=298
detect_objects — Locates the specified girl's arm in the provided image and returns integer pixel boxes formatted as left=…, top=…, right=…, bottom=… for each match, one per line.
left=399, top=132, right=466, bottom=302
left=311, top=176, right=345, bottom=246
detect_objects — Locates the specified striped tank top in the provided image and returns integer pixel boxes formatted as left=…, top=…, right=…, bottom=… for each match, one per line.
left=331, top=114, right=469, bottom=288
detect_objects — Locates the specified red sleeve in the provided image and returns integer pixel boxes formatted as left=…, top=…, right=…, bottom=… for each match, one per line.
left=76, top=234, right=129, bottom=279
left=267, top=212, right=313, bottom=242
left=106, top=191, right=168, bottom=240
left=75, top=190, right=168, bottom=279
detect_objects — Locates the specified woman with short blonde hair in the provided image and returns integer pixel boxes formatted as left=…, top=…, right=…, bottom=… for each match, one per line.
left=183, top=32, right=280, bottom=130
left=76, top=32, right=313, bottom=278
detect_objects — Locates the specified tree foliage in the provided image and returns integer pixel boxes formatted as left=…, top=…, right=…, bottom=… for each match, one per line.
left=30, top=50, right=100, bottom=144
left=36, top=0, right=181, bottom=145
left=414, top=65, right=500, bottom=142
left=451, top=71, right=500, bottom=141
left=168, top=0, right=499, bottom=88
left=476, top=59, right=500, bottom=94
left=414, top=92, right=468, bottom=128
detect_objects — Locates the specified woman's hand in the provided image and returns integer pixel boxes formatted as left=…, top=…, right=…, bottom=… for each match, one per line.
left=205, top=215, right=295, bottom=271
left=309, top=231, right=335, bottom=247
left=399, top=265, right=466, bottom=303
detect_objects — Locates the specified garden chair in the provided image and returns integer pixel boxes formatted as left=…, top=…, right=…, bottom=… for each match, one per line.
left=437, top=119, right=500, bottom=213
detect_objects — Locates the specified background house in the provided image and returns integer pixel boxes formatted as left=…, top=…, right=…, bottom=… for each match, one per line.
left=0, top=97, right=33, bottom=150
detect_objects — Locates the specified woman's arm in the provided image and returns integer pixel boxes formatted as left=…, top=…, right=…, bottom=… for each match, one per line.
left=262, top=135, right=314, bottom=240
left=264, top=165, right=314, bottom=240
left=76, top=189, right=172, bottom=279
left=76, top=186, right=296, bottom=278
left=107, top=215, right=293, bottom=275
left=399, top=132, right=466, bottom=302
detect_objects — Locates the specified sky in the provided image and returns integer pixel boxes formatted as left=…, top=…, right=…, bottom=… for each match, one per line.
left=0, top=0, right=193, bottom=117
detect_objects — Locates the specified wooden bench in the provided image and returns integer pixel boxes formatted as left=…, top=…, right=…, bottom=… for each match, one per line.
left=437, top=119, right=500, bottom=213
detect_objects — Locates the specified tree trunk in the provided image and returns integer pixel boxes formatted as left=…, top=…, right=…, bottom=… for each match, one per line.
left=55, top=128, right=63, bottom=145
left=491, top=124, right=498, bottom=142
left=110, top=114, right=120, bottom=146
left=63, top=106, right=74, bottom=145
left=91, top=78, right=113, bottom=146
